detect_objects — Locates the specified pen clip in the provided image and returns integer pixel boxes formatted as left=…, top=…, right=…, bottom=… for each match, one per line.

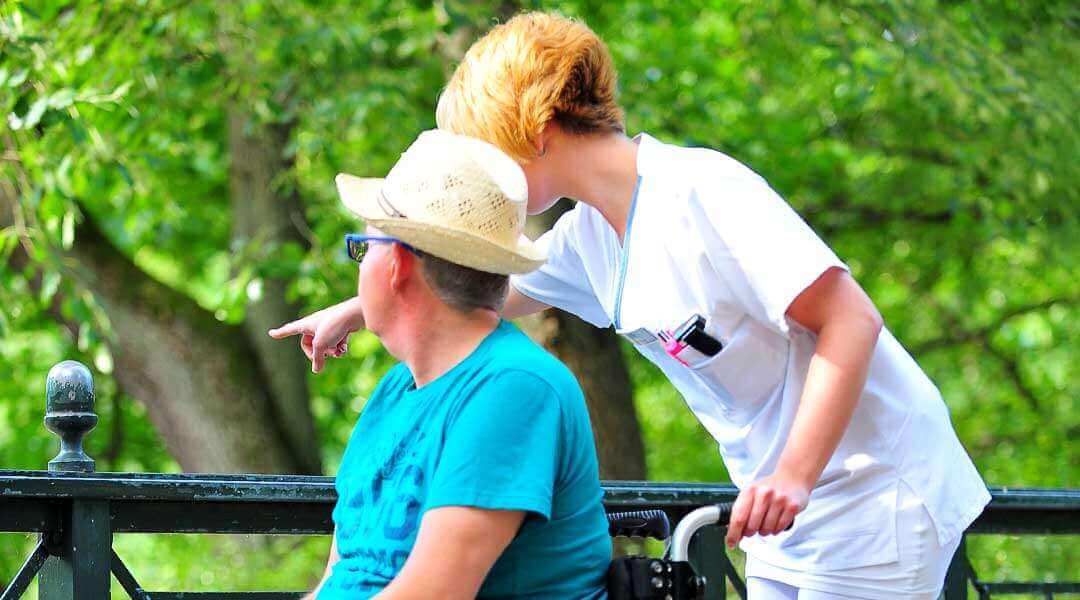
left=660, top=330, right=690, bottom=366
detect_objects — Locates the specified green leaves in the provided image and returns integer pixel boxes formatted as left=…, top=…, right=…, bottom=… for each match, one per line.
left=18, top=96, right=46, bottom=129
left=0, top=0, right=1075, bottom=587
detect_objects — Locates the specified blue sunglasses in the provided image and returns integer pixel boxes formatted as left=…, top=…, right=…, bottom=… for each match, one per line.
left=344, top=234, right=421, bottom=263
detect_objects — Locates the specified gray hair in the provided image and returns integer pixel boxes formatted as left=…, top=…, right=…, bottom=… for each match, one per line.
left=418, top=253, right=509, bottom=313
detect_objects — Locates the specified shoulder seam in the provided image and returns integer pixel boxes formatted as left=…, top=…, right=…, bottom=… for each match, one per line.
left=490, top=368, right=567, bottom=401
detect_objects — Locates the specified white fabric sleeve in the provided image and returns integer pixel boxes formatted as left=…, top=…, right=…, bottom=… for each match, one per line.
left=510, top=208, right=612, bottom=329
left=696, top=174, right=848, bottom=337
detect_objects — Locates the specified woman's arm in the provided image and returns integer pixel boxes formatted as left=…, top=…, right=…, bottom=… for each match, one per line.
left=302, top=529, right=341, bottom=600
left=725, top=267, right=883, bottom=547
left=373, top=507, right=525, bottom=600
left=501, top=286, right=551, bottom=319
left=271, top=288, right=548, bottom=373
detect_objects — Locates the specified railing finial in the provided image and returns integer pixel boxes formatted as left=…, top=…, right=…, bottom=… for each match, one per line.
left=44, top=360, right=97, bottom=473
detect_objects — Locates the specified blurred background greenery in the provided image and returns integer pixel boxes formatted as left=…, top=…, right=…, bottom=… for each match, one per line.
left=1, top=0, right=1076, bottom=596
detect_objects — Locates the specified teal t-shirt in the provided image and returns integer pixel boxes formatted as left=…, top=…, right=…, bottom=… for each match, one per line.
left=319, top=320, right=611, bottom=599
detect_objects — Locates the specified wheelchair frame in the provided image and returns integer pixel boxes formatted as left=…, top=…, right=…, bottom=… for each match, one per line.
left=607, top=502, right=736, bottom=600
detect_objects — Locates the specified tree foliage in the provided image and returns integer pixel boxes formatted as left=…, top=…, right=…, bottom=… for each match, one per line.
left=1, top=0, right=1076, bottom=592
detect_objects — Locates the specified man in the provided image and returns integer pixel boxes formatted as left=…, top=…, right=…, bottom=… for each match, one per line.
left=270, top=130, right=611, bottom=599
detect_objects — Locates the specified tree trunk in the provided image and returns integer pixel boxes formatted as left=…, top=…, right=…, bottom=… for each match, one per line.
left=227, top=110, right=321, bottom=475
left=519, top=202, right=647, bottom=480
left=3, top=119, right=321, bottom=475
left=82, top=247, right=301, bottom=474
left=1, top=198, right=310, bottom=474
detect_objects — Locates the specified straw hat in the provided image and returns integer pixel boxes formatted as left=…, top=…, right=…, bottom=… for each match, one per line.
left=335, top=129, right=546, bottom=275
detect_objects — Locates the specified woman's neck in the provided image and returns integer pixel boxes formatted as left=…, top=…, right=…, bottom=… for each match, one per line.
left=552, top=132, right=640, bottom=240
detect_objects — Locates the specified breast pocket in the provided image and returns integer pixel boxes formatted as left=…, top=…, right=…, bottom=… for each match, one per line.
left=617, top=327, right=688, bottom=384
left=686, top=319, right=787, bottom=416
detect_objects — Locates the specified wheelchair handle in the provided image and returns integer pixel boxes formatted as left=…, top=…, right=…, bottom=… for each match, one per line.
left=670, top=502, right=794, bottom=562
left=670, top=503, right=731, bottom=561
left=607, top=509, right=671, bottom=540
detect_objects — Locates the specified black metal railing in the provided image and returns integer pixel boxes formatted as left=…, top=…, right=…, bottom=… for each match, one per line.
left=1, top=361, right=1077, bottom=599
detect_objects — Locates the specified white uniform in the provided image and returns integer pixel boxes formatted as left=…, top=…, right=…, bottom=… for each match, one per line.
left=510, top=133, right=990, bottom=596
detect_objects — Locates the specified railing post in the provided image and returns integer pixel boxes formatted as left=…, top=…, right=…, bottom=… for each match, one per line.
left=689, top=524, right=731, bottom=600
left=44, top=361, right=98, bottom=474
left=38, top=361, right=111, bottom=600
left=39, top=500, right=112, bottom=600
left=943, top=534, right=969, bottom=600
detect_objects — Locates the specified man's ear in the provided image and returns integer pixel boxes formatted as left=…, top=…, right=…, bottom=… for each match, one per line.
left=388, top=244, right=417, bottom=293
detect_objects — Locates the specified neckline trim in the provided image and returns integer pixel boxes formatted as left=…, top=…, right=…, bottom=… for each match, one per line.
left=404, top=320, right=508, bottom=393
left=612, top=176, right=643, bottom=331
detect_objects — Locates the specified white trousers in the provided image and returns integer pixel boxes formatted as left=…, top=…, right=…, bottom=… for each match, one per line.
left=745, top=481, right=961, bottom=600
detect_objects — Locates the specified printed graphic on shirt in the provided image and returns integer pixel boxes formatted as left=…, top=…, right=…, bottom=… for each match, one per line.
left=346, top=424, right=428, bottom=578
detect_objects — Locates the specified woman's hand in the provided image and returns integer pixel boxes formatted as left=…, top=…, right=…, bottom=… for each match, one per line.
left=268, top=297, right=366, bottom=373
left=725, top=471, right=810, bottom=548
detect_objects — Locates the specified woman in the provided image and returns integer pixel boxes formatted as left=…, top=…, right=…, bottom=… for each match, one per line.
left=272, top=12, right=989, bottom=599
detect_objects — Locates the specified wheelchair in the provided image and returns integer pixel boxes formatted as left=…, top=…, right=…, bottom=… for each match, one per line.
left=606, top=503, right=735, bottom=600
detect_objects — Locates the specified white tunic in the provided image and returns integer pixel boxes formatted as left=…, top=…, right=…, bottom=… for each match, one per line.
left=510, top=133, right=989, bottom=573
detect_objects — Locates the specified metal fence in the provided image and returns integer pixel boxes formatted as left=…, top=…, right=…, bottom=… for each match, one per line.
left=2, top=361, right=1076, bottom=599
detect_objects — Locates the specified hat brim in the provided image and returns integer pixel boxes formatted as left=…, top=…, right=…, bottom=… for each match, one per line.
left=335, top=173, right=546, bottom=275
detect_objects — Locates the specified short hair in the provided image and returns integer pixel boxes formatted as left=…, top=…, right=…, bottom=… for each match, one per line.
left=436, top=11, right=625, bottom=163
left=417, top=252, right=509, bottom=313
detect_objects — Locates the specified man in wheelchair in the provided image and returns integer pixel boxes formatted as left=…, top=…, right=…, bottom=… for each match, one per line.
left=275, top=130, right=611, bottom=599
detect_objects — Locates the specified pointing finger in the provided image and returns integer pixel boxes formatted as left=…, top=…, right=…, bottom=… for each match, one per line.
left=268, top=320, right=309, bottom=339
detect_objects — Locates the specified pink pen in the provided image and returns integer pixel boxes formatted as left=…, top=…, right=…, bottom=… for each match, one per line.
left=659, top=330, right=690, bottom=366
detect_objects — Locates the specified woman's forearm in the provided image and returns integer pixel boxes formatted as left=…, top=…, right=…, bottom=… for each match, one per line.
left=726, top=268, right=884, bottom=545
left=775, top=310, right=883, bottom=488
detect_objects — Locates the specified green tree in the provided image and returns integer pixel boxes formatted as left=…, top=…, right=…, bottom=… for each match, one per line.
left=1, top=0, right=1076, bottom=592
